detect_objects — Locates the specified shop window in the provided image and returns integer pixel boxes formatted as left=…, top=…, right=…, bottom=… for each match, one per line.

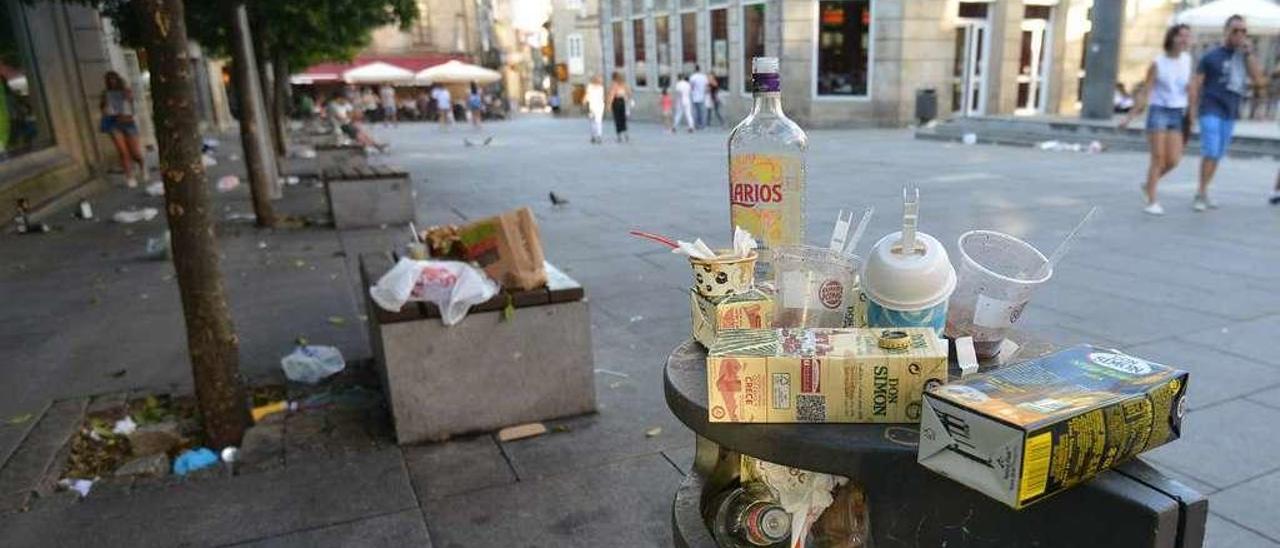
left=710, top=7, right=728, bottom=92
left=681, top=12, right=697, bottom=76
left=0, top=4, right=54, bottom=164
left=816, top=0, right=871, bottom=96
left=656, top=15, right=672, bottom=88
left=742, top=3, right=765, bottom=93
left=634, top=18, right=648, bottom=87
left=613, top=21, right=625, bottom=80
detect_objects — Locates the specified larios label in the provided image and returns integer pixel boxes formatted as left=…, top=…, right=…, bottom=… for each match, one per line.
left=729, top=154, right=801, bottom=250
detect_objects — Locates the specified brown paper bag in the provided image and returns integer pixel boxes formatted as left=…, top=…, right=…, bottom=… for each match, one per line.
left=445, top=207, right=547, bottom=290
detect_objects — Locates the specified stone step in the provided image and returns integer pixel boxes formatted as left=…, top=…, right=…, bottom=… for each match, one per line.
left=918, top=117, right=1279, bottom=159
left=0, top=398, right=87, bottom=514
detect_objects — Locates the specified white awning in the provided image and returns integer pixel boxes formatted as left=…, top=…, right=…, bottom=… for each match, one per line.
left=342, top=61, right=415, bottom=84
left=414, top=60, right=502, bottom=85
left=1175, top=0, right=1280, bottom=33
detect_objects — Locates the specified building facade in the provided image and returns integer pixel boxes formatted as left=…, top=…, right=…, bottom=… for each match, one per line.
left=1, top=1, right=141, bottom=222
left=549, top=0, right=606, bottom=111
left=593, top=0, right=1175, bottom=128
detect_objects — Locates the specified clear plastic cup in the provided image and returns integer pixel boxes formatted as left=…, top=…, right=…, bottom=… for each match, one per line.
left=771, top=245, right=859, bottom=328
left=945, top=230, right=1052, bottom=358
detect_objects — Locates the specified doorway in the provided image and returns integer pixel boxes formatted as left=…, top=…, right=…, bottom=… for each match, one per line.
left=952, top=2, right=991, bottom=117
left=1016, top=4, right=1055, bottom=115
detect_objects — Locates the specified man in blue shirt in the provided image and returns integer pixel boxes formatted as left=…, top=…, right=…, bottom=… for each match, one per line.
left=1192, top=14, right=1266, bottom=211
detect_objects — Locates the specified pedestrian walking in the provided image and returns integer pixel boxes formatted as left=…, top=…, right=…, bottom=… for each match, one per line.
left=607, top=71, right=631, bottom=143
left=432, top=85, right=453, bottom=131
left=1192, top=14, right=1266, bottom=211
left=361, top=87, right=380, bottom=122
left=708, top=74, right=725, bottom=127
left=660, top=87, right=674, bottom=133
left=586, top=75, right=606, bottom=144
left=1121, top=24, right=1193, bottom=216
left=467, top=82, right=484, bottom=130
left=379, top=84, right=398, bottom=127
left=673, top=74, right=694, bottom=132
left=99, top=71, right=146, bottom=188
left=689, top=65, right=709, bottom=130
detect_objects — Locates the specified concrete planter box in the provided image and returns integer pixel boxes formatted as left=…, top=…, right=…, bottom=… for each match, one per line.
left=315, top=143, right=368, bottom=172
left=360, top=253, right=595, bottom=444
left=323, top=165, right=415, bottom=229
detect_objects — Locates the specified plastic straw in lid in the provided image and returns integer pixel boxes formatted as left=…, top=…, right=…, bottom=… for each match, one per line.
left=899, top=185, right=921, bottom=255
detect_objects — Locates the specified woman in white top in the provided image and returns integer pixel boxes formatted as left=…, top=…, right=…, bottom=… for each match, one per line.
left=585, top=75, right=606, bottom=144
left=99, top=71, right=146, bottom=188
left=1121, top=24, right=1194, bottom=215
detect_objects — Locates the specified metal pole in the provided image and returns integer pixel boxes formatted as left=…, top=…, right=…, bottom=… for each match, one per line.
left=1080, top=0, right=1125, bottom=119
left=231, top=3, right=281, bottom=199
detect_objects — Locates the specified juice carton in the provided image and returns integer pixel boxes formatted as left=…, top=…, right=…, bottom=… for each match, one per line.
left=707, top=328, right=947, bottom=424
left=691, top=288, right=774, bottom=348
left=917, top=345, right=1189, bottom=509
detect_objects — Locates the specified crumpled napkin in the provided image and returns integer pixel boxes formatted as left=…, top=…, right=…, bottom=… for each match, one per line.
left=672, top=226, right=758, bottom=261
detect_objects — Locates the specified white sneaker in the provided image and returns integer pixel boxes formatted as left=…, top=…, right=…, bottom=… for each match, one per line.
left=1143, top=202, right=1165, bottom=216
left=1192, top=194, right=1209, bottom=212
left=124, top=177, right=138, bottom=189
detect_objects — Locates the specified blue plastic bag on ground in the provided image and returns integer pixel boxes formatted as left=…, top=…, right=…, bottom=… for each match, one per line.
left=173, top=447, right=219, bottom=476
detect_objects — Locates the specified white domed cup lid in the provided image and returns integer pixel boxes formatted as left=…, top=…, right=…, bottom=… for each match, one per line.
left=861, top=231, right=957, bottom=311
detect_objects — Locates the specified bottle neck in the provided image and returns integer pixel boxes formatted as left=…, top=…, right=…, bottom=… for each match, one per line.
left=750, top=92, right=783, bottom=118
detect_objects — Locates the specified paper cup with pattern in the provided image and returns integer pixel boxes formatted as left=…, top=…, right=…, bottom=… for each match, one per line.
left=861, top=231, right=956, bottom=337
left=945, top=230, right=1051, bottom=359
left=690, top=251, right=758, bottom=297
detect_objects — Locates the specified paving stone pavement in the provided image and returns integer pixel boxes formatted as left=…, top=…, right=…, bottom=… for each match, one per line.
left=0, top=115, right=1277, bottom=546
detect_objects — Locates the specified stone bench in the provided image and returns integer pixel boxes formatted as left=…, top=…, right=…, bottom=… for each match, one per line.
left=359, top=252, right=596, bottom=444
left=322, top=165, right=415, bottom=229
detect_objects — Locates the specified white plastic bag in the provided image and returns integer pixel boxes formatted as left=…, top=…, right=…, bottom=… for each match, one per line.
left=281, top=345, right=345, bottom=384
left=369, top=259, right=499, bottom=326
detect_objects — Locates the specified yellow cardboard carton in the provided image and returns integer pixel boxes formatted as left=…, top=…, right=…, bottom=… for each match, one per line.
left=690, top=288, right=774, bottom=348
left=707, top=328, right=947, bottom=423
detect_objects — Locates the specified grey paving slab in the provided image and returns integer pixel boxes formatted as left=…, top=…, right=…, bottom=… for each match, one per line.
left=0, top=398, right=86, bottom=498
left=1032, top=284, right=1233, bottom=346
left=662, top=445, right=696, bottom=476
left=1205, top=513, right=1280, bottom=548
left=1246, top=384, right=1280, bottom=410
left=0, top=448, right=417, bottom=546
left=1124, top=339, right=1280, bottom=411
left=1210, top=470, right=1280, bottom=545
left=403, top=435, right=517, bottom=500
left=423, top=454, right=681, bottom=548
left=1184, top=315, right=1280, bottom=370
left=227, top=509, right=432, bottom=548
left=1142, top=400, right=1280, bottom=489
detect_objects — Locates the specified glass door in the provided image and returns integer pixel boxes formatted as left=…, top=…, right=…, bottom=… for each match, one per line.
left=1016, top=5, right=1054, bottom=115
left=951, top=21, right=988, bottom=116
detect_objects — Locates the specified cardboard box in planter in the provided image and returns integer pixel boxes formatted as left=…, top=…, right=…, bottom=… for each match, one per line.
left=426, top=207, right=547, bottom=290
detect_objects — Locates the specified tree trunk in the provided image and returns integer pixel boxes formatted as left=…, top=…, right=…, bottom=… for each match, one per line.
left=271, top=50, right=291, bottom=158
left=227, top=1, right=277, bottom=226
left=139, top=0, right=248, bottom=448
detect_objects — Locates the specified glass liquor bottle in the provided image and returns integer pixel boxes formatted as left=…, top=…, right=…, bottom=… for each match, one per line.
left=728, top=56, right=808, bottom=278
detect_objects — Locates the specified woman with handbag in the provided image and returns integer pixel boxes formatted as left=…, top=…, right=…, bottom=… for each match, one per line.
left=100, top=71, right=146, bottom=188
left=1120, top=24, right=1193, bottom=216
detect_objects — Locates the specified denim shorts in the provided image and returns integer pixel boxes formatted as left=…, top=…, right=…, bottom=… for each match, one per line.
left=1198, top=114, right=1236, bottom=160
left=1145, top=105, right=1185, bottom=132
left=100, top=115, right=139, bottom=136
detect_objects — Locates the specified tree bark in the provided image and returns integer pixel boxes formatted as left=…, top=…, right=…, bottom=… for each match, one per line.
left=227, top=1, right=277, bottom=226
left=139, top=0, right=248, bottom=448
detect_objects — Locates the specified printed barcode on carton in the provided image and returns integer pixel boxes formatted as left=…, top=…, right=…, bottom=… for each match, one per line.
left=1019, top=432, right=1053, bottom=503
left=796, top=395, right=826, bottom=422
